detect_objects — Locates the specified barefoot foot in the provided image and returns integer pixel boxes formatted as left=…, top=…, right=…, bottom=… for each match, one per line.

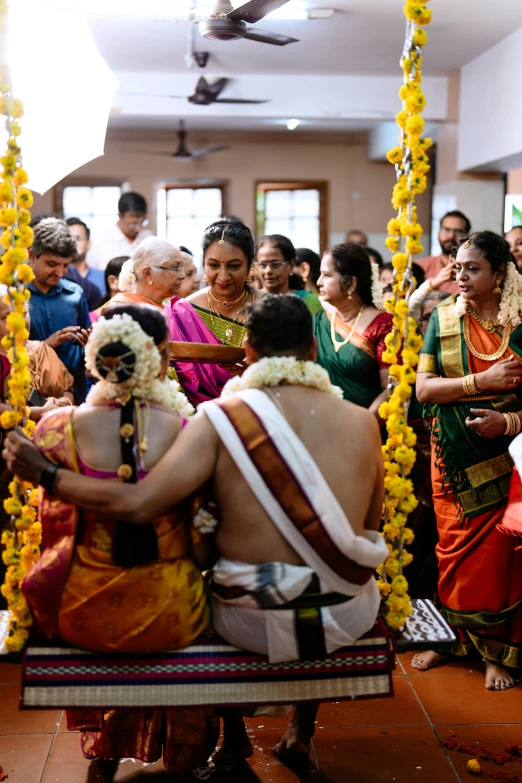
left=411, top=650, right=446, bottom=671
left=212, top=739, right=253, bottom=767
left=485, top=661, right=515, bottom=691
left=273, top=738, right=311, bottom=772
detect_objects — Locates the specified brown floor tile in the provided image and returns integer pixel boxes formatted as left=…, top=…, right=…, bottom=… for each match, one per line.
left=314, top=726, right=460, bottom=782
left=247, top=728, right=317, bottom=782
left=0, top=662, right=22, bottom=684
left=436, top=724, right=522, bottom=780
left=317, top=678, right=427, bottom=727
left=412, top=675, right=522, bottom=724
left=399, top=650, right=483, bottom=677
left=0, top=684, right=61, bottom=735
left=40, top=732, right=94, bottom=783
left=0, top=733, right=53, bottom=783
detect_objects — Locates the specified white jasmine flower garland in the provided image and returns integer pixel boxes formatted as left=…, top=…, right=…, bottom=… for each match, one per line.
left=85, top=313, right=194, bottom=417
left=370, top=260, right=384, bottom=310
left=454, top=260, right=522, bottom=328
left=221, top=356, right=343, bottom=398
left=118, top=258, right=137, bottom=293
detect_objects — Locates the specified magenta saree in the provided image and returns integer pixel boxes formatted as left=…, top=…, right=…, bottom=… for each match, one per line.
left=164, top=297, right=240, bottom=405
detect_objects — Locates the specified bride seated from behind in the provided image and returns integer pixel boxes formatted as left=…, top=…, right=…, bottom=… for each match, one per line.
left=21, top=302, right=218, bottom=775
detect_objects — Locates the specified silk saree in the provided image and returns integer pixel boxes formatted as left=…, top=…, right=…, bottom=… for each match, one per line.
left=313, top=309, right=392, bottom=408
left=21, top=406, right=217, bottom=772
left=165, top=297, right=246, bottom=406
left=419, top=296, right=522, bottom=667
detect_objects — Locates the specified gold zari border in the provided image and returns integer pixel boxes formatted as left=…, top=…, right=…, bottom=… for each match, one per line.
left=437, top=297, right=465, bottom=378
left=465, top=453, right=514, bottom=489
left=417, top=353, right=437, bottom=374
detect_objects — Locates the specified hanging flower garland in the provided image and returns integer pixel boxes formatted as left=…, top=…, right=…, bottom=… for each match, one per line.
left=0, top=0, right=40, bottom=653
left=376, top=0, right=432, bottom=630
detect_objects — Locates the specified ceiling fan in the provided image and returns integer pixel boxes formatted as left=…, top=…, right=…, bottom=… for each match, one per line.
left=195, top=0, right=299, bottom=46
left=145, top=120, right=230, bottom=160
left=120, top=53, right=270, bottom=106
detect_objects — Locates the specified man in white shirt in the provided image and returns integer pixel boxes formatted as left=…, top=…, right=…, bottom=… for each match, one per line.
left=87, top=192, right=153, bottom=271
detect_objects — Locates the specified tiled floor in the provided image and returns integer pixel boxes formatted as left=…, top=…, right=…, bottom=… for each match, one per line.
left=2, top=653, right=522, bottom=782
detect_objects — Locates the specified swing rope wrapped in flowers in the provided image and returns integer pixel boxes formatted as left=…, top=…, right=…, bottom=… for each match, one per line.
left=2, top=0, right=453, bottom=712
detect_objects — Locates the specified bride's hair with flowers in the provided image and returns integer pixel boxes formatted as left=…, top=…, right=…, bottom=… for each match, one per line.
left=329, top=243, right=384, bottom=309
left=85, top=303, right=194, bottom=417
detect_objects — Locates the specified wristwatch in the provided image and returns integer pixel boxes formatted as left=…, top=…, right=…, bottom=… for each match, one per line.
left=39, top=464, right=59, bottom=495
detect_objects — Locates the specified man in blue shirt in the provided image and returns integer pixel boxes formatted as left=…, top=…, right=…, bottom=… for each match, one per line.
left=28, top=219, right=90, bottom=404
left=65, top=217, right=106, bottom=301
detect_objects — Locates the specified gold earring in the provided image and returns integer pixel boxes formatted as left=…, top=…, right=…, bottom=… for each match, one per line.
left=303, top=276, right=308, bottom=283
left=246, top=274, right=253, bottom=284
left=203, top=274, right=207, bottom=282
left=347, top=292, right=353, bottom=300
left=493, top=280, right=502, bottom=294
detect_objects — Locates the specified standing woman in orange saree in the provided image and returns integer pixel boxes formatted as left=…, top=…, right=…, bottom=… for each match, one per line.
left=414, top=231, right=522, bottom=690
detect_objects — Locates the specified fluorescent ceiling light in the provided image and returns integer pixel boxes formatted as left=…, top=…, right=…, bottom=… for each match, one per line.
left=286, top=119, right=300, bottom=130
left=307, top=7, right=334, bottom=18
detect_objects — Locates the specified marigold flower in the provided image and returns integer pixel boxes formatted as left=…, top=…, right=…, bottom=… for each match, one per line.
left=466, top=759, right=481, bottom=775
left=385, top=236, right=400, bottom=252
left=18, top=208, right=31, bottom=225
left=413, top=28, right=428, bottom=47
left=3, top=496, right=22, bottom=515
left=0, top=181, right=13, bottom=203
left=15, top=187, right=33, bottom=209
left=16, top=262, right=34, bottom=283
left=13, top=168, right=28, bottom=186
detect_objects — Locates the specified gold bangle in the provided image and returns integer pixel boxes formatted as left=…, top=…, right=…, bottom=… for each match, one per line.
left=503, top=413, right=513, bottom=436
left=463, top=374, right=477, bottom=396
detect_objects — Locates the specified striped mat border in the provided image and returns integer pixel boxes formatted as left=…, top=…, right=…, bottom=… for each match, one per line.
left=21, top=619, right=395, bottom=709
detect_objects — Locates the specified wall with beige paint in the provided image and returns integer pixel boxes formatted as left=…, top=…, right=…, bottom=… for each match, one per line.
left=31, top=129, right=432, bottom=254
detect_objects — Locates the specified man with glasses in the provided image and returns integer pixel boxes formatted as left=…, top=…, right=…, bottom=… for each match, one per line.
left=88, top=192, right=153, bottom=271
left=66, top=217, right=106, bottom=299
left=417, top=210, right=471, bottom=295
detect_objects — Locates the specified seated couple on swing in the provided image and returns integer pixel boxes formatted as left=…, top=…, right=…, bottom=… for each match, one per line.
left=4, top=295, right=388, bottom=776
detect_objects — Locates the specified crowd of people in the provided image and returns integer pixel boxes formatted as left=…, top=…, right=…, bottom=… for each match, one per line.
left=3, top=189, right=522, bottom=774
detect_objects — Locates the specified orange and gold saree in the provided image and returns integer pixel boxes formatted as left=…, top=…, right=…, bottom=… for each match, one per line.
left=21, top=406, right=218, bottom=772
left=420, top=297, right=522, bottom=667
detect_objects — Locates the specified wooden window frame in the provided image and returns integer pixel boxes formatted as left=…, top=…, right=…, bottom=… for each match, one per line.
left=53, top=177, right=125, bottom=217
left=162, top=181, right=228, bottom=220
left=255, top=180, right=328, bottom=254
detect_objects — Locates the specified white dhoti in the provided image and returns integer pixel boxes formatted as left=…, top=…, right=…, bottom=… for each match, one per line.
left=201, top=389, right=388, bottom=663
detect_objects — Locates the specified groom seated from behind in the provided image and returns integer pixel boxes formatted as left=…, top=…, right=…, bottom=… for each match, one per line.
left=4, top=295, right=387, bottom=769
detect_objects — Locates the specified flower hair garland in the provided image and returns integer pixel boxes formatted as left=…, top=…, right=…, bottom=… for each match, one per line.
left=377, top=0, right=432, bottom=631
left=370, top=260, right=384, bottom=310
left=85, top=313, right=194, bottom=418
left=118, top=258, right=137, bottom=292
left=221, top=355, right=343, bottom=399
left=454, top=259, right=522, bottom=329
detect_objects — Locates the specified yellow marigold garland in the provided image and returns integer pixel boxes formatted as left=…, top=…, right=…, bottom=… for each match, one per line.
left=377, top=0, right=432, bottom=630
left=0, top=0, right=39, bottom=653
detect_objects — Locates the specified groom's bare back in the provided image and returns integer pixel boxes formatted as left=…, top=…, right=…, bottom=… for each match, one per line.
left=210, top=386, right=384, bottom=566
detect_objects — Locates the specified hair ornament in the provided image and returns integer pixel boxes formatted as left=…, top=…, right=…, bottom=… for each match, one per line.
left=218, top=228, right=227, bottom=247
left=462, top=236, right=473, bottom=249
left=85, top=312, right=195, bottom=417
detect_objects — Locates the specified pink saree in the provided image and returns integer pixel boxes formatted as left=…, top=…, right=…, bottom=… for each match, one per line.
left=164, top=297, right=237, bottom=405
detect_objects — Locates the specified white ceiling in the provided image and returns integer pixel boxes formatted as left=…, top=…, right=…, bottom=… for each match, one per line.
left=79, top=0, right=522, bottom=132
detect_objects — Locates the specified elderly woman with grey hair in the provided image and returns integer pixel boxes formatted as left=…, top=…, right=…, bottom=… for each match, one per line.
left=102, top=237, right=186, bottom=312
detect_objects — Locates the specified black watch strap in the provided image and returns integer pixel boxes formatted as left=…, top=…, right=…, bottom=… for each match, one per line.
left=39, top=464, right=59, bottom=495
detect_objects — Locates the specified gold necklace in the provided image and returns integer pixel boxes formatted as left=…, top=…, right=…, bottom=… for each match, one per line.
left=467, top=304, right=500, bottom=333
left=463, top=311, right=511, bottom=362
left=208, top=288, right=246, bottom=311
left=330, top=305, right=365, bottom=354
left=207, top=290, right=250, bottom=344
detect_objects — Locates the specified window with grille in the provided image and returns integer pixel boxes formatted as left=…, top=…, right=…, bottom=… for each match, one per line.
left=256, top=181, right=328, bottom=254
left=157, top=184, right=225, bottom=257
left=61, top=185, right=122, bottom=235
